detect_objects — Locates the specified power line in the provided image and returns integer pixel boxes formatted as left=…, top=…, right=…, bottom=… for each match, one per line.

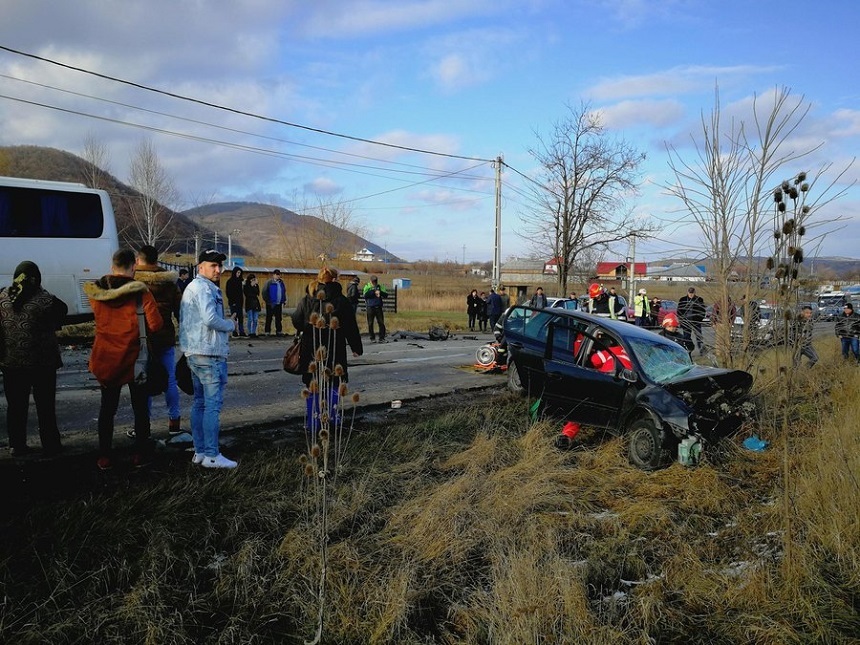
left=0, top=44, right=494, bottom=164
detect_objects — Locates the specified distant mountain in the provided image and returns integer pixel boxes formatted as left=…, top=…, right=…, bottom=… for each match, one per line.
left=650, top=256, right=860, bottom=281
left=0, top=145, right=398, bottom=265
left=183, top=201, right=403, bottom=265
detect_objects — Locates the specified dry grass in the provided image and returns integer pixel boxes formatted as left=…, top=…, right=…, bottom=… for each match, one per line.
left=1, top=356, right=858, bottom=643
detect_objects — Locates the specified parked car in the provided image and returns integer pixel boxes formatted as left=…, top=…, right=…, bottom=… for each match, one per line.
left=501, top=305, right=754, bottom=470
left=656, top=299, right=678, bottom=327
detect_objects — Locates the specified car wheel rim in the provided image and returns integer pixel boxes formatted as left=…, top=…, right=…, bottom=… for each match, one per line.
left=633, top=429, right=656, bottom=460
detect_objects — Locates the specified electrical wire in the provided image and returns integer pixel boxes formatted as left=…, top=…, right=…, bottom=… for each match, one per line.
left=0, top=44, right=495, bottom=163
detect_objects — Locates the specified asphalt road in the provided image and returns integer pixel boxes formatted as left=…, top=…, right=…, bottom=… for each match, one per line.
left=0, top=330, right=505, bottom=460
left=0, top=319, right=838, bottom=462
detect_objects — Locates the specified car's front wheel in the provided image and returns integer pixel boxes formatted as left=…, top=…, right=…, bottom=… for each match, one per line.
left=507, top=359, right=525, bottom=395
left=627, top=418, right=673, bottom=470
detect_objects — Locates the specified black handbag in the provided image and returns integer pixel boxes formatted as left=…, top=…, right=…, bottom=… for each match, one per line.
left=134, top=295, right=169, bottom=396
left=175, top=353, right=194, bottom=395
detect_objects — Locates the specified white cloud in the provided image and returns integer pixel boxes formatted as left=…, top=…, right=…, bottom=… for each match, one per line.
left=304, top=177, right=343, bottom=196
left=595, top=99, right=685, bottom=129
left=587, top=65, right=782, bottom=101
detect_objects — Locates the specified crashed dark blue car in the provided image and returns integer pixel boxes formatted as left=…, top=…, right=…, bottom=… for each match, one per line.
left=501, top=305, right=754, bottom=469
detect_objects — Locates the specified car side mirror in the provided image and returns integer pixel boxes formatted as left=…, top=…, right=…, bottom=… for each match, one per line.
left=619, top=368, right=637, bottom=383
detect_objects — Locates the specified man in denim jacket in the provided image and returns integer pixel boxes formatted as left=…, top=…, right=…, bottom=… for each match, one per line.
left=179, top=249, right=238, bottom=469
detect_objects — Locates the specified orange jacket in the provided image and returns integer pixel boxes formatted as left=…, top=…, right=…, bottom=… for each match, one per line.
left=84, top=276, right=163, bottom=387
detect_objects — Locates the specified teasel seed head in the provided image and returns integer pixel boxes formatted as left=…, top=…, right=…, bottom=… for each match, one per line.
left=325, top=302, right=334, bottom=314
left=309, top=312, right=320, bottom=325
left=304, top=464, right=315, bottom=477
left=309, top=381, right=319, bottom=393
left=338, top=382, right=348, bottom=396
left=311, top=444, right=321, bottom=458
left=334, top=364, right=345, bottom=377
left=300, top=388, right=311, bottom=400
left=351, top=392, right=360, bottom=403
left=329, top=316, right=340, bottom=330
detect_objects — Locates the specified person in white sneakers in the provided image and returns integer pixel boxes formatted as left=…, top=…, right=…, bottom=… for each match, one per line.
left=179, top=250, right=238, bottom=469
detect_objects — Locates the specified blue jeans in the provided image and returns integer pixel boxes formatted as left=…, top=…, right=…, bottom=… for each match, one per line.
left=840, top=336, right=860, bottom=361
left=148, top=346, right=180, bottom=422
left=187, top=355, right=228, bottom=458
left=246, top=309, right=259, bottom=335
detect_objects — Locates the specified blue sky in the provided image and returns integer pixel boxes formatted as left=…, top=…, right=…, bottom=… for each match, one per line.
left=1, top=0, right=858, bottom=264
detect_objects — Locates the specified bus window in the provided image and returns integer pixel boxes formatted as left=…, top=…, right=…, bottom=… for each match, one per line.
left=0, top=177, right=118, bottom=322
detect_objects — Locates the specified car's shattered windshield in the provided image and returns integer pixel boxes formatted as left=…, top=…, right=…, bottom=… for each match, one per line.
left=627, top=336, right=693, bottom=383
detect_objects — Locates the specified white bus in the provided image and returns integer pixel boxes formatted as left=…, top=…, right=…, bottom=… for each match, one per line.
left=0, top=176, right=119, bottom=323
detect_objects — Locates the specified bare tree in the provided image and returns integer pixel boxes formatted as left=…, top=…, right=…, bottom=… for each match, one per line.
left=520, top=102, right=648, bottom=295
left=80, top=132, right=112, bottom=190
left=666, top=86, right=851, bottom=366
left=126, top=138, right=179, bottom=249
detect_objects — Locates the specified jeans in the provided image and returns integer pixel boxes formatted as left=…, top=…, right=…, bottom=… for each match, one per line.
left=265, top=304, right=283, bottom=334
left=99, top=381, right=150, bottom=455
left=230, top=303, right=245, bottom=335
left=246, top=309, right=259, bottom=335
left=187, top=355, right=228, bottom=458
left=147, top=346, right=180, bottom=423
left=794, top=344, right=819, bottom=367
left=840, top=336, right=860, bottom=361
left=1, top=366, right=62, bottom=452
left=366, top=306, right=386, bottom=340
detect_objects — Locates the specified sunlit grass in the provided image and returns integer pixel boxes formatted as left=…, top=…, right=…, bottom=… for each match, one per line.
left=1, top=352, right=858, bottom=643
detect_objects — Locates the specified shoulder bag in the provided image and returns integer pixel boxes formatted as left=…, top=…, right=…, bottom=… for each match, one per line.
left=135, top=294, right=169, bottom=395
left=282, top=332, right=303, bottom=374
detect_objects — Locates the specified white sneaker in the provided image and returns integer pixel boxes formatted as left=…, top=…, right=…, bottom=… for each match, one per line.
left=202, top=453, right=237, bottom=469
left=192, top=452, right=205, bottom=465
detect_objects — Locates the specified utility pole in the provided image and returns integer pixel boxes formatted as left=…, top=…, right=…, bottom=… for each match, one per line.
left=228, top=228, right=241, bottom=266
left=629, top=234, right=637, bottom=303
left=462, top=244, right=466, bottom=267
left=492, top=155, right=503, bottom=289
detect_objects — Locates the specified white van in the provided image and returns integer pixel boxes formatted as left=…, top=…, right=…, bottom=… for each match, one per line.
left=0, top=176, right=119, bottom=322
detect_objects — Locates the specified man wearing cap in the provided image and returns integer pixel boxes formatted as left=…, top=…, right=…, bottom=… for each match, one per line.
left=835, top=302, right=860, bottom=362
left=633, top=288, right=651, bottom=327
left=262, top=269, right=287, bottom=336
left=678, top=286, right=706, bottom=353
left=362, top=275, right=387, bottom=343
left=179, top=250, right=238, bottom=469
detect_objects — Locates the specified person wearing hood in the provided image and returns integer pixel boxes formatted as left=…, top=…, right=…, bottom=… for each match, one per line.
left=292, top=267, right=363, bottom=387
left=292, top=267, right=363, bottom=431
left=130, top=245, right=182, bottom=440
left=225, top=266, right=246, bottom=337
left=346, top=275, right=361, bottom=314
left=84, top=249, right=163, bottom=470
left=0, top=260, right=68, bottom=457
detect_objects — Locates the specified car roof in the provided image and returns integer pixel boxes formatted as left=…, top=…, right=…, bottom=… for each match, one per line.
left=516, top=305, right=659, bottom=341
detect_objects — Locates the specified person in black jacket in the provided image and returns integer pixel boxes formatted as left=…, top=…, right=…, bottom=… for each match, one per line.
left=225, top=266, right=245, bottom=337
left=291, top=267, right=363, bottom=431
left=0, top=260, right=68, bottom=457
left=466, top=289, right=481, bottom=331
left=243, top=273, right=262, bottom=338
left=835, top=302, right=860, bottom=362
left=678, top=286, right=706, bottom=353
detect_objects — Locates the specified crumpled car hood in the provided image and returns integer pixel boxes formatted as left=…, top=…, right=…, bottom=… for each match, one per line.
left=662, top=366, right=753, bottom=401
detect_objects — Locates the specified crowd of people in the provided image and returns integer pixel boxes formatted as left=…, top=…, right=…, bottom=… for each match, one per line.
left=1, top=261, right=854, bottom=467
left=0, top=256, right=399, bottom=469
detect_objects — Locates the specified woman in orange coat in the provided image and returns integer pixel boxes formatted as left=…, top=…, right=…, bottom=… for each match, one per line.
left=84, top=249, right=162, bottom=470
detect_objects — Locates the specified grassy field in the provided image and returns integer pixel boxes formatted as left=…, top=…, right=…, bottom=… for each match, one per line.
left=1, top=338, right=857, bottom=643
